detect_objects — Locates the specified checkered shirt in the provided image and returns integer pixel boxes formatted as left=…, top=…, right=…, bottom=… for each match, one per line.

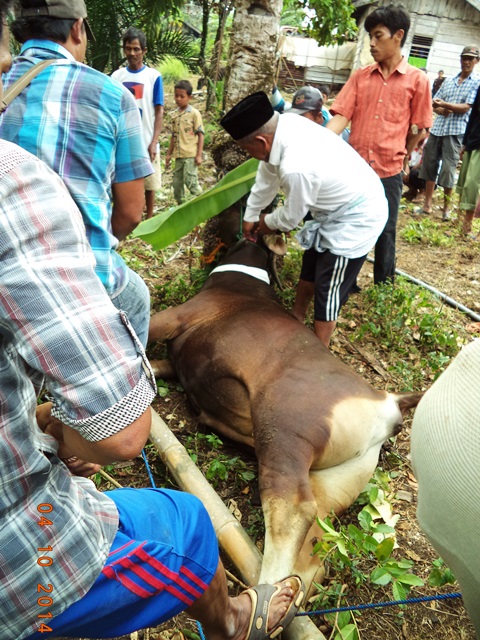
left=431, top=72, right=480, bottom=137
left=0, top=40, right=153, bottom=297
left=0, top=141, right=156, bottom=640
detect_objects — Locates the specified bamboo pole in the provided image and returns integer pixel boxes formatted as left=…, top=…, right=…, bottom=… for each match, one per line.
left=149, top=409, right=327, bottom=640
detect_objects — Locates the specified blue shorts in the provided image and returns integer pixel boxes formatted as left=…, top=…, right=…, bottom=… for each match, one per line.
left=26, top=488, right=219, bottom=639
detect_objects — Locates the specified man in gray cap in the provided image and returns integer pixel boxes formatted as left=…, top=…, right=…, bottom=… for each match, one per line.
left=0, top=0, right=153, bottom=347
left=420, top=44, right=480, bottom=220
left=287, top=85, right=325, bottom=125
left=221, top=92, right=388, bottom=347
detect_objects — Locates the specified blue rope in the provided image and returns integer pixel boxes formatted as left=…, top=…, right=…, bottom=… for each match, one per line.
left=141, top=449, right=157, bottom=488
left=298, top=591, right=462, bottom=617
left=191, top=592, right=462, bottom=637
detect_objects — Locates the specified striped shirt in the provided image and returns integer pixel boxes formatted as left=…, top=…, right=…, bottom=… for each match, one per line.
left=0, top=141, right=156, bottom=640
left=431, top=72, right=480, bottom=137
left=0, top=40, right=153, bottom=297
left=331, top=58, right=433, bottom=178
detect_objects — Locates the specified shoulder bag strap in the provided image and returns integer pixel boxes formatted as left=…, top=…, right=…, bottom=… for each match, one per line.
left=1, top=59, right=57, bottom=114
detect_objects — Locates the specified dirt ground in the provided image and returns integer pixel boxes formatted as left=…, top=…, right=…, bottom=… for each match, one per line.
left=59, top=89, right=480, bottom=640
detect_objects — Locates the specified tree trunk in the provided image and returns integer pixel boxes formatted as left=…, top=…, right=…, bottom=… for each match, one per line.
left=206, top=1, right=232, bottom=111
left=223, top=0, right=283, bottom=111
left=198, top=0, right=210, bottom=74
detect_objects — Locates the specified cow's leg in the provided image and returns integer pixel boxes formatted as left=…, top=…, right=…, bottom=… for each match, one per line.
left=257, top=465, right=317, bottom=585
left=293, top=445, right=384, bottom=598
left=149, top=359, right=177, bottom=379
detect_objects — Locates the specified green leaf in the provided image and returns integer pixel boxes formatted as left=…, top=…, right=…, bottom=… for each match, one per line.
left=362, top=535, right=379, bottom=553
left=333, top=624, right=359, bottom=640
left=336, top=611, right=352, bottom=629
left=132, top=158, right=259, bottom=250
left=370, top=567, right=392, bottom=585
left=317, top=517, right=338, bottom=536
left=374, top=537, right=395, bottom=562
left=397, top=573, right=424, bottom=587
left=358, top=508, right=373, bottom=531
left=392, top=579, right=408, bottom=601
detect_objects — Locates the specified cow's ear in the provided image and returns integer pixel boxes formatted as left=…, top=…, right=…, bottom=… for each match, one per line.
left=264, top=233, right=287, bottom=255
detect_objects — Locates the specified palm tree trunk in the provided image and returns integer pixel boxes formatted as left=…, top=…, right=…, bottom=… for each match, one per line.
left=223, top=0, right=283, bottom=111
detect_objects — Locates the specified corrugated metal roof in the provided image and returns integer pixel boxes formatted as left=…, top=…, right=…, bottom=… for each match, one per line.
left=352, top=0, right=480, bottom=10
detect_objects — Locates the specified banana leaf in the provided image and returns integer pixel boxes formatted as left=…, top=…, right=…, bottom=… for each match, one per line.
left=132, top=158, right=259, bottom=250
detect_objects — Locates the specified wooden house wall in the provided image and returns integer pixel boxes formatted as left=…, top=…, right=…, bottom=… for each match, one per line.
left=354, top=0, right=480, bottom=81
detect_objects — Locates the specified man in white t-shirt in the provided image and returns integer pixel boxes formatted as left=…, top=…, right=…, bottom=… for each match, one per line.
left=112, top=27, right=164, bottom=219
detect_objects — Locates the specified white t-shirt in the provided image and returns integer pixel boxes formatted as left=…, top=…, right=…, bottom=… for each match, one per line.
left=112, top=65, right=164, bottom=148
left=244, top=113, right=388, bottom=258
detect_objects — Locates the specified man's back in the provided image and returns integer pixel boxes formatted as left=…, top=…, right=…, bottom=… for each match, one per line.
left=0, top=39, right=151, bottom=297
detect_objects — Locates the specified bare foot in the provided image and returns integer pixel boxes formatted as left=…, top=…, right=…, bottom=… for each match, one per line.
left=231, top=578, right=297, bottom=640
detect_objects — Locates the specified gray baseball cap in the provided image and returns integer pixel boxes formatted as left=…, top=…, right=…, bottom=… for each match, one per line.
left=288, top=86, right=323, bottom=115
left=17, top=0, right=95, bottom=40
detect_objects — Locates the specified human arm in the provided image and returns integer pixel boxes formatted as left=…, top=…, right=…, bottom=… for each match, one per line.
left=0, top=145, right=156, bottom=464
left=111, top=177, right=145, bottom=240
left=195, top=131, right=204, bottom=165
left=433, top=98, right=472, bottom=115
left=242, top=162, right=281, bottom=236
left=112, top=87, right=153, bottom=237
left=263, top=172, right=320, bottom=232
left=326, top=113, right=350, bottom=135
left=148, top=104, right=164, bottom=161
left=165, top=134, right=174, bottom=168
left=37, top=402, right=151, bottom=466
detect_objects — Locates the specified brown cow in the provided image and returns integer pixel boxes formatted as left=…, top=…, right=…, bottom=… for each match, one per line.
left=148, top=237, right=421, bottom=594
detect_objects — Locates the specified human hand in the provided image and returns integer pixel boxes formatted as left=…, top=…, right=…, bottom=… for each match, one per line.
left=36, top=403, right=101, bottom=478
left=257, top=213, right=274, bottom=236
left=148, top=141, right=158, bottom=162
left=165, top=154, right=171, bottom=169
left=195, top=154, right=203, bottom=166
left=243, top=220, right=256, bottom=240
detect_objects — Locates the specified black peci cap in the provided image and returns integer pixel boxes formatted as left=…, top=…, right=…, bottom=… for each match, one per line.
left=220, top=91, right=274, bottom=141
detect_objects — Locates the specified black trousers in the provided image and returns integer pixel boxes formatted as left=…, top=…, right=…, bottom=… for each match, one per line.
left=374, top=173, right=403, bottom=284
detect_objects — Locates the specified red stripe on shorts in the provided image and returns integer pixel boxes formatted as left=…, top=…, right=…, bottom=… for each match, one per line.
left=101, top=543, right=202, bottom=606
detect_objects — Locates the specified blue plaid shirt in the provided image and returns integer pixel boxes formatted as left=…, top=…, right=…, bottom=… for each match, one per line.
left=431, top=72, right=480, bottom=137
left=0, top=40, right=153, bottom=297
left=0, top=141, right=156, bottom=640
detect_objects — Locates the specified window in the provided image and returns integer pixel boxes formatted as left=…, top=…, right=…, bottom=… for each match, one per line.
left=408, top=35, right=433, bottom=69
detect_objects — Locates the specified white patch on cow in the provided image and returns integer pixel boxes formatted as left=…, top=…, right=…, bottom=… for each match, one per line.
left=315, top=394, right=402, bottom=468
left=210, top=264, right=270, bottom=283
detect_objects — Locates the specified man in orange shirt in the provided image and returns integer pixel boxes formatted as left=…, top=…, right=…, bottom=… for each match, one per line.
left=327, top=4, right=432, bottom=285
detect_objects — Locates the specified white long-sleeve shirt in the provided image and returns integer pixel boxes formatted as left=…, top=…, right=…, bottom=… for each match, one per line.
left=244, top=114, right=388, bottom=258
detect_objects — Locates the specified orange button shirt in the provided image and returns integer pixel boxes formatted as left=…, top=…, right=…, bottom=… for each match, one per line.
left=331, top=58, right=433, bottom=178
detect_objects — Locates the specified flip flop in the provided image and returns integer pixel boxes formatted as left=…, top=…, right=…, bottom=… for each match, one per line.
left=243, top=575, right=305, bottom=640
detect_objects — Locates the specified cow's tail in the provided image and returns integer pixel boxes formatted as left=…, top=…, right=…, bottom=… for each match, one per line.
left=393, top=391, right=424, bottom=415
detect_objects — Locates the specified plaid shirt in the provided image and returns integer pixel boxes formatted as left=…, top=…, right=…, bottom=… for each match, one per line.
left=0, top=141, right=156, bottom=640
left=431, top=72, right=480, bottom=137
left=0, top=40, right=153, bottom=297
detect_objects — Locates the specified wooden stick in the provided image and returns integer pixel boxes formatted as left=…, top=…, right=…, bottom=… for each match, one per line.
left=98, top=468, right=123, bottom=489
left=148, top=409, right=327, bottom=640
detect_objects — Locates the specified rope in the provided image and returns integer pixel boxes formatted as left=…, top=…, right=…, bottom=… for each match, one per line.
left=298, top=591, right=462, bottom=617
left=141, top=449, right=157, bottom=488
left=200, top=241, right=227, bottom=265
left=193, top=589, right=462, bottom=639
